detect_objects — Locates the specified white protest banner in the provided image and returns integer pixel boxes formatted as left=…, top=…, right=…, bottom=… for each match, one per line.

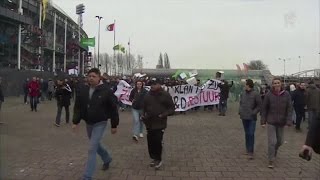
left=114, top=79, right=221, bottom=112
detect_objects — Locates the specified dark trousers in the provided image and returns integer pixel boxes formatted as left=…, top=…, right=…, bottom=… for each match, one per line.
left=147, top=129, right=164, bottom=161
left=219, top=99, right=227, bottom=114
left=24, top=93, right=28, bottom=103
left=48, top=92, right=53, bottom=101
left=294, top=107, right=304, bottom=130
left=242, top=119, right=256, bottom=153
left=30, top=96, right=38, bottom=111
left=55, top=105, right=70, bottom=124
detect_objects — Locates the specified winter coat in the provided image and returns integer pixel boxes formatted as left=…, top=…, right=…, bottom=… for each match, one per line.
left=0, top=84, right=4, bottom=102
left=129, top=88, right=148, bottom=110
left=291, top=89, right=306, bottom=112
left=218, top=81, right=233, bottom=100
left=261, top=90, right=293, bottom=126
left=73, top=83, right=119, bottom=128
left=305, top=85, right=320, bottom=111
left=239, top=89, right=262, bottom=120
left=55, top=84, right=72, bottom=106
left=28, top=81, right=40, bottom=97
left=142, top=89, right=175, bottom=130
left=47, top=80, right=55, bottom=92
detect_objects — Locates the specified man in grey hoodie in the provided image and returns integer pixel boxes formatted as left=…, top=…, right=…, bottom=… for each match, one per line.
left=261, top=78, right=292, bottom=169
left=239, top=79, right=262, bottom=159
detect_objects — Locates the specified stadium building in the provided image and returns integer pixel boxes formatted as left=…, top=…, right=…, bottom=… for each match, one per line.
left=0, top=0, right=90, bottom=73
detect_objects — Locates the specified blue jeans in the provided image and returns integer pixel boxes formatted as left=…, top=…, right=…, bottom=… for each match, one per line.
left=219, top=99, right=227, bottom=113
left=242, top=119, right=256, bottom=153
left=132, top=108, right=144, bottom=136
left=83, top=121, right=112, bottom=180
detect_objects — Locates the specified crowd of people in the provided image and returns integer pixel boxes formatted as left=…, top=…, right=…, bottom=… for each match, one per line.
left=0, top=70, right=319, bottom=180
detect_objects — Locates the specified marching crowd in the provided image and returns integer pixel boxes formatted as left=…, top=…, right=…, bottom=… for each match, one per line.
left=0, top=69, right=319, bottom=180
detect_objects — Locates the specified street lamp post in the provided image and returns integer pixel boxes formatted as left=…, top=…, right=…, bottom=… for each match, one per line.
left=76, top=4, right=85, bottom=74
left=95, top=16, right=103, bottom=69
left=278, top=58, right=290, bottom=85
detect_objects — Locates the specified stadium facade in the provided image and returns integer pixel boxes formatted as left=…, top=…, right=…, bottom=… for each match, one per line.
left=0, top=0, right=89, bottom=73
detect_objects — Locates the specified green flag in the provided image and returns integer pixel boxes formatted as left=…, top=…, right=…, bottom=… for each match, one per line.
left=80, top=38, right=95, bottom=47
left=113, top=44, right=125, bottom=53
left=120, top=47, right=125, bottom=53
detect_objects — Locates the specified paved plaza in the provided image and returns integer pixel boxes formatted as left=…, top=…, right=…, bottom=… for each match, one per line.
left=0, top=98, right=319, bottom=180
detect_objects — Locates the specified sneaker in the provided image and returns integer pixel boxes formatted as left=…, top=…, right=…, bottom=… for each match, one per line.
left=102, top=162, right=111, bottom=171
left=248, top=153, right=254, bottom=160
left=139, top=133, right=144, bottom=138
left=54, top=123, right=60, bottom=127
left=132, top=135, right=139, bottom=142
left=149, top=160, right=157, bottom=167
left=268, top=161, right=274, bottom=169
left=155, top=161, right=163, bottom=170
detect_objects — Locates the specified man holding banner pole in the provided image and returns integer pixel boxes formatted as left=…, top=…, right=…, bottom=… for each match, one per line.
left=141, top=78, right=175, bottom=170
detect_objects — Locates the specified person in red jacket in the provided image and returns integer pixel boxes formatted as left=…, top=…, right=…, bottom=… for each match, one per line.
left=28, top=77, right=40, bottom=112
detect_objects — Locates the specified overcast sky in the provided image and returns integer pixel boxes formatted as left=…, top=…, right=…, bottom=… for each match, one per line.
left=53, top=0, right=319, bottom=75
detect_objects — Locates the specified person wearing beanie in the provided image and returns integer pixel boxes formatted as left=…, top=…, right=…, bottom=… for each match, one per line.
left=239, top=79, right=262, bottom=159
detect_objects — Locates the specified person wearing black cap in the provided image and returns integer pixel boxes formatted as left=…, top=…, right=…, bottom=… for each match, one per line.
left=141, top=78, right=175, bottom=170
left=239, top=79, right=262, bottom=159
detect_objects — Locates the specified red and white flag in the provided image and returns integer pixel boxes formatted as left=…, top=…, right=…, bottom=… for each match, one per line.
left=106, top=23, right=115, bottom=31
left=243, top=63, right=249, bottom=74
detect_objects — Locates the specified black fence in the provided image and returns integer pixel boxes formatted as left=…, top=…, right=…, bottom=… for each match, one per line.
left=0, top=68, right=67, bottom=96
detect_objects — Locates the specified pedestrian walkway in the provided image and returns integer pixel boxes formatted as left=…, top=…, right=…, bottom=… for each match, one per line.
left=0, top=98, right=319, bottom=180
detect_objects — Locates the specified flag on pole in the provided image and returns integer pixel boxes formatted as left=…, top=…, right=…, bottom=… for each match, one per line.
left=42, top=0, right=49, bottom=23
left=243, top=63, right=249, bottom=75
left=113, top=44, right=125, bottom=53
left=106, top=23, right=115, bottom=31
left=236, top=64, right=242, bottom=76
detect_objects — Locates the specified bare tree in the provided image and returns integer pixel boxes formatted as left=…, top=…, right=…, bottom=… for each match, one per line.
left=248, top=60, right=268, bottom=70
left=164, top=53, right=170, bottom=69
left=156, top=53, right=164, bottom=69
left=137, top=55, right=143, bottom=69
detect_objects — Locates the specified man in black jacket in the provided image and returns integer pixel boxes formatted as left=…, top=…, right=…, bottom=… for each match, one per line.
left=0, top=77, right=3, bottom=124
left=142, top=78, right=175, bottom=170
left=54, top=79, right=72, bottom=127
left=0, top=77, right=3, bottom=111
left=23, top=78, right=29, bottom=104
left=72, top=68, right=119, bottom=180
left=291, top=83, right=306, bottom=131
left=218, top=79, right=233, bottom=116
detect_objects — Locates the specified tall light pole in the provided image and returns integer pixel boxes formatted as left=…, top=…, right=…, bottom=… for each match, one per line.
left=17, top=0, right=23, bottom=70
left=298, top=56, right=302, bottom=73
left=278, top=58, right=290, bottom=85
left=76, top=4, right=85, bottom=74
left=95, top=16, right=103, bottom=69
